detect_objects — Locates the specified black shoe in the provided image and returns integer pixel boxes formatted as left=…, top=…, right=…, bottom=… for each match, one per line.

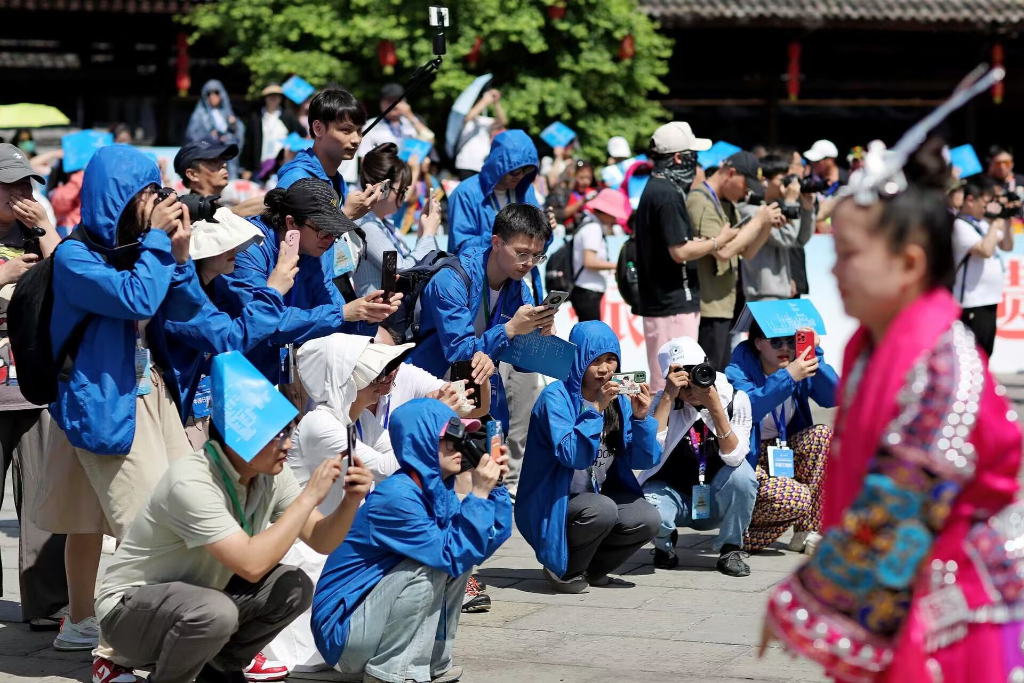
left=653, top=547, right=679, bottom=569
left=717, top=545, right=751, bottom=577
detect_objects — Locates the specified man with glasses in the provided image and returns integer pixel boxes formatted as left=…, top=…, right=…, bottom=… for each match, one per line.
left=409, top=204, right=554, bottom=482
left=91, top=351, right=374, bottom=683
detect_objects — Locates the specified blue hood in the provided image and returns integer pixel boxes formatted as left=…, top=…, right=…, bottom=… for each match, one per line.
left=278, top=148, right=328, bottom=182
left=566, top=321, right=621, bottom=399
left=478, top=130, right=538, bottom=199
left=389, top=399, right=459, bottom=525
left=80, top=145, right=160, bottom=248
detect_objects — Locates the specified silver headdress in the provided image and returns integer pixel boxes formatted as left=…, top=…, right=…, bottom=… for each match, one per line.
left=842, top=65, right=1005, bottom=206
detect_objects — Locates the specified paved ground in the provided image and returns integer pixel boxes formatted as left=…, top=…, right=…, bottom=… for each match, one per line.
left=3, top=374, right=1023, bottom=683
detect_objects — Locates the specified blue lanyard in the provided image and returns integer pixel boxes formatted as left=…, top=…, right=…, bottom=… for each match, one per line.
left=824, top=181, right=841, bottom=198
left=703, top=182, right=721, bottom=210
left=355, top=419, right=363, bottom=441
left=380, top=395, right=392, bottom=430
left=488, top=190, right=514, bottom=214
left=771, top=404, right=787, bottom=445
left=688, top=424, right=709, bottom=484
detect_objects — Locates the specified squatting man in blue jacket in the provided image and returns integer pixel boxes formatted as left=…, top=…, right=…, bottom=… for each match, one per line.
left=312, top=399, right=512, bottom=683
left=91, top=352, right=374, bottom=683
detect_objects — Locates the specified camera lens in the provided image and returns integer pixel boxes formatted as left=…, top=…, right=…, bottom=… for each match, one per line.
left=691, top=362, right=716, bottom=388
left=179, top=194, right=220, bottom=222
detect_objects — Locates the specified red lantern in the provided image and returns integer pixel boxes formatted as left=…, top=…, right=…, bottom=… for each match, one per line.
left=993, top=43, right=1005, bottom=105
left=619, top=34, right=635, bottom=61
left=377, top=40, right=397, bottom=75
left=787, top=40, right=801, bottom=102
left=467, top=36, right=482, bottom=68
left=548, top=2, right=566, bottom=20
left=175, top=32, right=190, bottom=98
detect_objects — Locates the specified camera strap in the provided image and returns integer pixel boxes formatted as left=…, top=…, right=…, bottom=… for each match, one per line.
left=771, top=404, right=787, bottom=447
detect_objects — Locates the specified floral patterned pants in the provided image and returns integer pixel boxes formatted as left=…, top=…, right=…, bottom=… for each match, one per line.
left=744, top=424, right=832, bottom=552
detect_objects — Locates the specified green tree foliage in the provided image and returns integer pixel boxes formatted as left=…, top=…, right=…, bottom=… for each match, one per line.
left=185, top=0, right=673, bottom=163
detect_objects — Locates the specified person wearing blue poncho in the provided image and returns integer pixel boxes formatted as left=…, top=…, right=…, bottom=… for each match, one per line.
left=311, top=399, right=512, bottom=683
left=515, top=321, right=662, bottom=593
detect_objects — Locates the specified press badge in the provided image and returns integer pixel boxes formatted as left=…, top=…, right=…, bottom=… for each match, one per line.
left=192, top=374, right=212, bottom=419
left=767, top=444, right=795, bottom=478
left=332, top=238, right=356, bottom=277
left=692, top=484, right=712, bottom=520
left=135, top=347, right=152, bottom=396
left=279, top=344, right=296, bottom=386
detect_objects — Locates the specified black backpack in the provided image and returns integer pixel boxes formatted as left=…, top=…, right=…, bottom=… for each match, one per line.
left=615, top=235, right=641, bottom=314
left=386, top=250, right=472, bottom=344
left=8, top=228, right=94, bottom=405
left=545, top=238, right=579, bottom=294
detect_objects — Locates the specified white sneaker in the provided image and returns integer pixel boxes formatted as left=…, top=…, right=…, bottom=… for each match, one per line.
left=803, top=532, right=823, bottom=556
left=54, top=615, right=100, bottom=651
left=102, top=535, right=117, bottom=555
left=788, top=530, right=810, bottom=553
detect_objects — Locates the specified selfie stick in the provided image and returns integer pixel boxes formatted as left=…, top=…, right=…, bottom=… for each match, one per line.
left=362, top=29, right=446, bottom=138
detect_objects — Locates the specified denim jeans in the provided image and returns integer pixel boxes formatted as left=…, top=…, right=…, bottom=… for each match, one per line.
left=643, top=458, right=757, bottom=552
left=335, top=558, right=470, bottom=683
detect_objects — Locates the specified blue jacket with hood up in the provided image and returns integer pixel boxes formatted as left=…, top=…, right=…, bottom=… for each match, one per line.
left=514, top=321, right=662, bottom=577
left=211, top=215, right=358, bottom=382
left=725, top=340, right=839, bottom=466
left=49, top=145, right=206, bottom=454
left=407, top=246, right=533, bottom=432
left=312, top=399, right=512, bottom=666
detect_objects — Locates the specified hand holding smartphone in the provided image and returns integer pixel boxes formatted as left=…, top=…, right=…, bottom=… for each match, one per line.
left=344, top=423, right=358, bottom=466
left=795, top=327, right=815, bottom=361
left=541, top=290, right=570, bottom=310
left=284, top=229, right=300, bottom=260
left=450, top=360, right=482, bottom=409
left=381, top=250, right=398, bottom=302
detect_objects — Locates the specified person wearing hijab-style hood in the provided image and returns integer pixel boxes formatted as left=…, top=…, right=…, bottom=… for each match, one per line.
left=312, top=399, right=511, bottom=682
left=515, top=321, right=661, bottom=593
left=186, top=79, right=246, bottom=179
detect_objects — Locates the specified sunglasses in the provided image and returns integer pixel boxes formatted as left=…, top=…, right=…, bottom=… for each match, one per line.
left=767, top=336, right=796, bottom=350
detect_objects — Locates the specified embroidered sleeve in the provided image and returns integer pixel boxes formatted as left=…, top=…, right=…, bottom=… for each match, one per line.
left=766, top=323, right=983, bottom=681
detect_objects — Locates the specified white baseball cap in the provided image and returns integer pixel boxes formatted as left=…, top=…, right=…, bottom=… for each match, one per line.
left=607, top=136, right=632, bottom=159
left=803, top=139, right=839, bottom=163
left=190, top=208, right=265, bottom=260
left=352, top=342, right=416, bottom=390
left=657, top=336, right=708, bottom=378
left=650, top=122, right=712, bottom=155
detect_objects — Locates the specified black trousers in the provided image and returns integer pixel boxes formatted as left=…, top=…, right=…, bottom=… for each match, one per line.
left=570, top=287, right=604, bottom=323
left=698, top=317, right=734, bottom=372
left=961, top=304, right=998, bottom=358
left=564, top=490, right=660, bottom=579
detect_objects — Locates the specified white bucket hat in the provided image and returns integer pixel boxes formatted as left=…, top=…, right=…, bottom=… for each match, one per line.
left=190, top=207, right=265, bottom=260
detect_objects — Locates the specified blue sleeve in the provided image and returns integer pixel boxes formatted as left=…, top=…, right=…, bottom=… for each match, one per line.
left=161, top=261, right=208, bottom=322
left=446, top=189, right=474, bottom=256
left=725, top=363, right=796, bottom=423
left=366, top=485, right=506, bottom=577
left=276, top=167, right=307, bottom=190
left=622, top=400, right=662, bottom=470
left=808, top=348, right=839, bottom=408
left=164, top=286, right=285, bottom=353
left=53, top=229, right=178, bottom=320
left=537, top=391, right=603, bottom=471
left=486, top=487, right=514, bottom=556
left=423, top=271, right=511, bottom=364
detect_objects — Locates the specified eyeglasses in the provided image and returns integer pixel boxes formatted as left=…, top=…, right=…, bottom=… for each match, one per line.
left=501, top=239, right=547, bottom=265
left=274, top=424, right=295, bottom=449
left=371, top=368, right=399, bottom=385
left=767, top=336, right=796, bottom=350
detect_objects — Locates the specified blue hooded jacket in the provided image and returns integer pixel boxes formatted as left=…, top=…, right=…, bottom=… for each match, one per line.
left=725, top=341, right=839, bottom=465
left=407, top=246, right=533, bottom=432
left=49, top=145, right=206, bottom=454
left=211, top=215, right=358, bottom=382
left=276, top=147, right=348, bottom=201
left=312, top=399, right=512, bottom=666
left=514, top=321, right=661, bottom=577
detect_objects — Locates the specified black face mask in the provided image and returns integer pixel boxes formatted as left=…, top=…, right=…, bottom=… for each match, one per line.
left=655, top=151, right=697, bottom=195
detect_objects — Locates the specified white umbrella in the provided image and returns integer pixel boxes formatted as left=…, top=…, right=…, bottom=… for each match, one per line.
left=445, top=74, right=493, bottom=159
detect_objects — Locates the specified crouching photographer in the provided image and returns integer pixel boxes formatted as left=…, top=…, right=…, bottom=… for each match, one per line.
left=312, top=399, right=511, bottom=683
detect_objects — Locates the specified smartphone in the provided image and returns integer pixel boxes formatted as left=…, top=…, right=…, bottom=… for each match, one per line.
left=487, top=421, right=503, bottom=460
left=795, top=329, right=815, bottom=361
left=379, top=179, right=392, bottom=201
left=345, top=423, right=358, bottom=466
left=733, top=214, right=754, bottom=229
left=541, top=290, right=570, bottom=309
left=381, top=250, right=398, bottom=302
left=450, top=359, right=481, bottom=409
left=611, top=371, right=647, bottom=395
left=284, top=229, right=300, bottom=260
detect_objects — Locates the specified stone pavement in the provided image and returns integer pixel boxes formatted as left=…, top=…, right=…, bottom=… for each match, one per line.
left=2, top=374, right=1023, bottom=683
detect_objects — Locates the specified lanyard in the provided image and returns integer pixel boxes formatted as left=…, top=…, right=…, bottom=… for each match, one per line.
left=703, top=182, right=721, bottom=210
left=688, top=424, right=709, bottom=485
left=771, top=404, right=787, bottom=446
left=372, top=215, right=409, bottom=255
left=380, top=394, right=392, bottom=429
left=481, top=282, right=507, bottom=329
left=204, top=442, right=251, bottom=536
left=824, top=180, right=841, bottom=198
left=959, top=214, right=986, bottom=237
left=134, top=321, right=144, bottom=349
left=355, top=419, right=363, bottom=441
left=488, top=190, right=514, bottom=214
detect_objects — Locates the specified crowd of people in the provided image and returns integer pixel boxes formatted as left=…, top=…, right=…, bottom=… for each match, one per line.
left=0, top=69, right=1023, bottom=683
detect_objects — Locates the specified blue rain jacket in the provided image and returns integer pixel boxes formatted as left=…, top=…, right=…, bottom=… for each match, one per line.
left=407, top=246, right=533, bottom=432
left=514, top=321, right=661, bottom=577
left=49, top=145, right=205, bottom=454
left=210, top=215, right=358, bottom=382
left=312, top=399, right=512, bottom=666
left=725, top=340, right=839, bottom=466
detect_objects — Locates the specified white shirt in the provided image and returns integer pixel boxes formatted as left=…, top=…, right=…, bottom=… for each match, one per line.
left=570, top=399, right=615, bottom=494
left=374, top=365, right=445, bottom=430
left=760, top=396, right=796, bottom=443
left=260, top=108, right=289, bottom=163
left=455, top=115, right=495, bottom=172
left=473, top=287, right=503, bottom=336
left=572, top=217, right=608, bottom=293
left=952, top=217, right=1005, bottom=308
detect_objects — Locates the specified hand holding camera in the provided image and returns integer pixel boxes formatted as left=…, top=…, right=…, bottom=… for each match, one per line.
left=169, top=203, right=193, bottom=265
left=149, top=190, right=184, bottom=235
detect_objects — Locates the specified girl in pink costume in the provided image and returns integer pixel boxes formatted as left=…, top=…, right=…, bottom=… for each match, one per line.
left=761, top=143, right=1024, bottom=682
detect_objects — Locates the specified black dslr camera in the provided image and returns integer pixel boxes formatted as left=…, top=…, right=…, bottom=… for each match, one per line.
left=686, top=362, right=716, bottom=389
left=155, top=187, right=221, bottom=223
left=783, top=174, right=830, bottom=196
left=442, top=417, right=487, bottom=473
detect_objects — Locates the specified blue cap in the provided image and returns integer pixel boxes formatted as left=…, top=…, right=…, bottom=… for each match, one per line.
left=211, top=351, right=298, bottom=462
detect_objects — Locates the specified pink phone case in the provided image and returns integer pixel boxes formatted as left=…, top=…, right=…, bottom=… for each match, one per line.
left=284, top=230, right=300, bottom=260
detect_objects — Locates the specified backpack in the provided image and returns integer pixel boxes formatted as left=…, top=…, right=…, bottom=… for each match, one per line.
left=8, top=228, right=94, bottom=405
left=615, top=235, right=641, bottom=314
left=545, top=239, right=580, bottom=294
left=386, top=250, right=472, bottom=344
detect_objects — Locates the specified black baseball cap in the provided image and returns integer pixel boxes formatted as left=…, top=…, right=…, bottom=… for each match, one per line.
left=725, top=151, right=764, bottom=190
left=173, top=138, right=239, bottom=178
left=0, top=143, right=44, bottom=185
left=276, top=178, right=358, bottom=237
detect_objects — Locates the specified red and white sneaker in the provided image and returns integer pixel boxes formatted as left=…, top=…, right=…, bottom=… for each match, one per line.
left=243, top=653, right=290, bottom=682
left=462, top=576, right=491, bottom=613
left=92, top=657, right=137, bottom=683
